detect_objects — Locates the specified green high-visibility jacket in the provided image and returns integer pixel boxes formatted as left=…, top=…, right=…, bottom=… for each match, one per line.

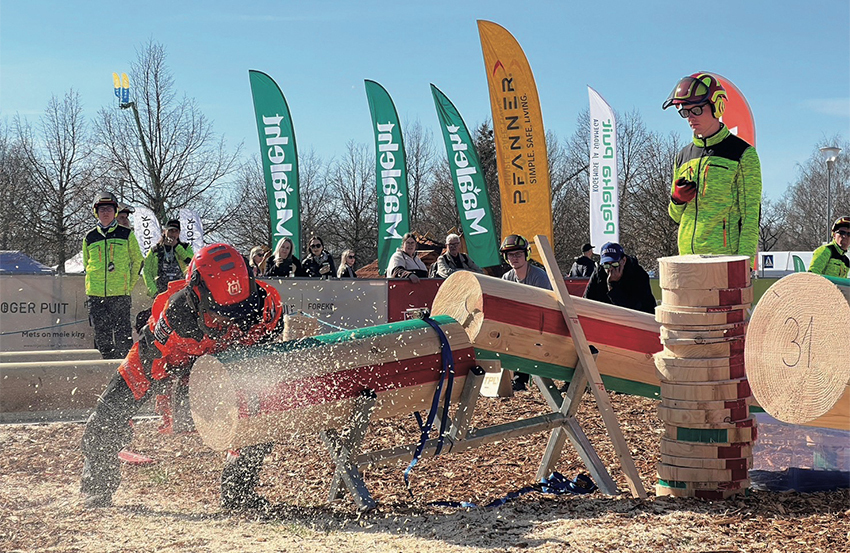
left=142, top=242, right=194, bottom=297
left=808, top=240, right=849, bottom=278
left=668, top=125, right=762, bottom=267
left=82, top=223, right=143, bottom=297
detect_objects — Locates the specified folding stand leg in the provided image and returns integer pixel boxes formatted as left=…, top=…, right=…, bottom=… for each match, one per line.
left=448, top=365, right=485, bottom=441
left=321, top=390, right=377, bottom=512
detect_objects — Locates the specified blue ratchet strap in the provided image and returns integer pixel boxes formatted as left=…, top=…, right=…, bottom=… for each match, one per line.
left=430, top=472, right=597, bottom=509
left=403, top=316, right=456, bottom=496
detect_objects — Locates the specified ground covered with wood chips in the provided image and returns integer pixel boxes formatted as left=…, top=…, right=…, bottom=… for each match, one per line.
left=2, top=392, right=848, bottom=552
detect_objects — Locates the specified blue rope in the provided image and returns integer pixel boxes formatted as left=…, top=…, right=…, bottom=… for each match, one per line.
left=403, top=316, right=455, bottom=496
left=430, top=472, right=597, bottom=509
left=0, top=319, right=88, bottom=337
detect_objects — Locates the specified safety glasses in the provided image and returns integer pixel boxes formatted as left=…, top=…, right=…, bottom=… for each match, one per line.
left=602, top=261, right=620, bottom=270
left=836, top=230, right=850, bottom=237
left=678, top=104, right=707, bottom=118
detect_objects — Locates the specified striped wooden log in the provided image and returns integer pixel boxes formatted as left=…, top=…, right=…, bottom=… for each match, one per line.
left=660, top=379, right=751, bottom=402
left=745, top=272, right=850, bottom=430
left=430, top=271, right=662, bottom=396
left=655, top=360, right=746, bottom=382
left=658, top=255, right=751, bottom=290
left=664, top=421, right=757, bottom=444
left=660, top=437, right=753, bottom=459
left=662, top=339, right=744, bottom=359
left=660, top=454, right=752, bottom=471
left=661, top=286, right=754, bottom=308
left=657, top=405, right=749, bottom=426
left=657, top=462, right=749, bottom=483
left=656, top=304, right=749, bottom=326
left=660, top=398, right=748, bottom=412
left=660, top=323, right=747, bottom=343
left=189, top=316, right=477, bottom=451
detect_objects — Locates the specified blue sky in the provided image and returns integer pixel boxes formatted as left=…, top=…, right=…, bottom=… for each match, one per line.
left=2, top=0, right=848, bottom=200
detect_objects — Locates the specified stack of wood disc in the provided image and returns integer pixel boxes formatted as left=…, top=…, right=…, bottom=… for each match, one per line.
left=654, top=255, right=756, bottom=500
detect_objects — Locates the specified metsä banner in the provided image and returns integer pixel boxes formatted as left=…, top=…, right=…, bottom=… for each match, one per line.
left=588, top=86, right=619, bottom=250
left=132, top=207, right=161, bottom=257
left=249, top=70, right=301, bottom=257
left=430, top=84, right=500, bottom=267
left=178, top=208, right=204, bottom=251
left=478, top=20, right=553, bottom=260
left=365, top=80, right=411, bottom=275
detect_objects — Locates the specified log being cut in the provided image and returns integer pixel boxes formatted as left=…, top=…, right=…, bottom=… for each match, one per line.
left=189, top=315, right=476, bottom=450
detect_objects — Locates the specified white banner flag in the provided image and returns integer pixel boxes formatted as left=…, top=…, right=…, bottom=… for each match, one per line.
left=178, top=208, right=204, bottom=251
left=588, top=86, right=619, bottom=252
left=133, top=207, right=161, bottom=257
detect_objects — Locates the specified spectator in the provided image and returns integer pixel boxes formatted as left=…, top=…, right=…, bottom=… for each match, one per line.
left=663, top=73, right=762, bottom=267
left=809, top=216, right=849, bottom=278
left=116, top=203, right=134, bottom=229
left=337, top=249, right=358, bottom=278
left=82, top=191, right=143, bottom=359
left=433, top=233, right=483, bottom=278
left=81, top=244, right=285, bottom=512
left=387, top=232, right=428, bottom=283
left=569, top=243, right=596, bottom=277
left=142, top=219, right=194, bottom=298
left=584, top=242, right=657, bottom=314
left=248, top=245, right=271, bottom=278
left=265, top=237, right=305, bottom=278
left=499, top=234, right=551, bottom=391
left=301, top=236, right=336, bottom=279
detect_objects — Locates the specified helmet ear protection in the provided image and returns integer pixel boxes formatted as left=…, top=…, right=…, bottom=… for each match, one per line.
left=499, top=234, right=531, bottom=262
left=663, top=72, right=727, bottom=119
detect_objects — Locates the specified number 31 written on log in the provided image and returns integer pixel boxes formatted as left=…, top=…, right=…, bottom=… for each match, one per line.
left=782, top=316, right=814, bottom=369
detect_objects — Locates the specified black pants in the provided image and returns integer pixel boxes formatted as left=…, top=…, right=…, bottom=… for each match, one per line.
left=81, top=372, right=272, bottom=502
left=88, top=295, right=133, bottom=359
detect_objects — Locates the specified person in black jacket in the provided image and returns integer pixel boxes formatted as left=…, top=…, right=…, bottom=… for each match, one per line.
left=265, top=237, right=306, bottom=278
left=569, top=243, right=596, bottom=277
left=301, top=236, right=336, bottom=279
left=584, top=242, right=656, bottom=314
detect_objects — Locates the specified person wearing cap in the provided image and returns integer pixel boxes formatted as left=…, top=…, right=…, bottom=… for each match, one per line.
left=82, top=191, right=144, bottom=359
left=433, top=233, right=483, bottom=279
left=569, top=243, right=597, bottom=278
left=809, top=216, right=850, bottom=278
left=386, top=232, right=428, bottom=282
left=116, top=203, right=135, bottom=229
left=584, top=242, right=656, bottom=314
left=142, top=219, right=194, bottom=298
left=662, top=73, right=762, bottom=267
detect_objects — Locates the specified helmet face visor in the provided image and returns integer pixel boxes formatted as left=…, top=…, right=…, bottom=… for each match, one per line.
left=204, top=290, right=263, bottom=331
left=663, top=76, right=709, bottom=109
left=499, top=234, right=528, bottom=253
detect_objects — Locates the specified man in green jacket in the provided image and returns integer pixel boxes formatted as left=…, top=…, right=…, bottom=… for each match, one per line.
left=142, top=219, right=194, bottom=298
left=809, top=216, right=850, bottom=278
left=82, top=191, right=143, bottom=359
left=663, top=73, right=762, bottom=267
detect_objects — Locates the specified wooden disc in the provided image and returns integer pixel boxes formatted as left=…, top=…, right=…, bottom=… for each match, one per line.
left=660, top=379, right=751, bottom=401
left=656, top=361, right=746, bottom=382
left=657, top=462, right=749, bottom=483
left=661, top=286, right=754, bottom=308
left=665, top=421, right=757, bottom=444
left=656, top=483, right=749, bottom=499
left=661, top=398, right=749, bottom=411
left=656, top=305, right=749, bottom=326
left=660, top=437, right=753, bottom=459
left=745, top=272, right=850, bottom=425
left=661, top=454, right=752, bottom=471
left=662, top=339, right=744, bottom=359
left=655, top=354, right=744, bottom=369
left=658, top=404, right=749, bottom=426
left=660, top=323, right=747, bottom=343
left=658, top=254, right=751, bottom=290
left=282, top=313, right=322, bottom=341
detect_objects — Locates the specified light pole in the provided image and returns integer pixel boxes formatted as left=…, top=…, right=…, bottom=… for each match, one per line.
left=820, top=146, right=841, bottom=242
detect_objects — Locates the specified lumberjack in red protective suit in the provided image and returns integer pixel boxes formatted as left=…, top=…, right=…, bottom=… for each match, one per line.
left=81, top=243, right=285, bottom=510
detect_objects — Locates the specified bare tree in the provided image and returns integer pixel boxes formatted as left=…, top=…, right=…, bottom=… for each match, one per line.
left=297, top=148, right=331, bottom=256
left=403, top=119, right=436, bottom=230
left=14, top=91, right=95, bottom=271
left=323, top=141, right=377, bottom=264
left=0, top=122, right=42, bottom=255
left=759, top=197, right=787, bottom=252
left=96, top=40, right=241, bottom=232
left=214, top=156, right=270, bottom=254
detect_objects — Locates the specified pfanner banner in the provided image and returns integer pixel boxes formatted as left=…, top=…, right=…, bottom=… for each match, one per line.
left=430, top=84, right=500, bottom=267
left=365, top=80, right=410, bottom=275
left=712, top=73, right=756, bottom=147
left=132, top=207, right=161, bottom=257
left=478, top=20, right=553, bottom=260
left=178, top=208, right=204, bottom=251
left=588, top=86, right=619, bottom=250
left=249, top=70, right=301, bottom=257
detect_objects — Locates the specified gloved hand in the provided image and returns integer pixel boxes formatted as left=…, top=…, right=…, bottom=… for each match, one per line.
left=671, top=178, right=697, bottom=205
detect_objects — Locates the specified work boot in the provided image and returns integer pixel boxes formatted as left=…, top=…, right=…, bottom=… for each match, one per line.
left=220, top=487, right=271, bottom=513
left=220, top=443, right=274, bottom=513
left=83, top=493, right=113, bottom=509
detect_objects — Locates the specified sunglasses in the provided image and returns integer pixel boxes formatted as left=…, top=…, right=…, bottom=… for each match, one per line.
left=836, top=230, right=850, bottom=237
left=310, top=244, right=322, bottom=249
left=677, top=104, right=708, bottom=118
left=602, top=261, right=621, bottom=270
left=347, top=255, right=356, bottom=259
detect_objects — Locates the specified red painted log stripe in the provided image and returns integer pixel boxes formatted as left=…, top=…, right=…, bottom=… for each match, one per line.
left=727, top=259, right=750, bottom=289
left=235, top=347, right=477, bottom=418
left=482, top=295, right=662, bottom=354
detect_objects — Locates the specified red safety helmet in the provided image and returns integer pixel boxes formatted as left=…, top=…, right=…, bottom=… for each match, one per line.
left=662, top=72, right=727, bottom=118
left=499, top=234, right=531, bottom=261
left=186, top=244, right=262, bottom=333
